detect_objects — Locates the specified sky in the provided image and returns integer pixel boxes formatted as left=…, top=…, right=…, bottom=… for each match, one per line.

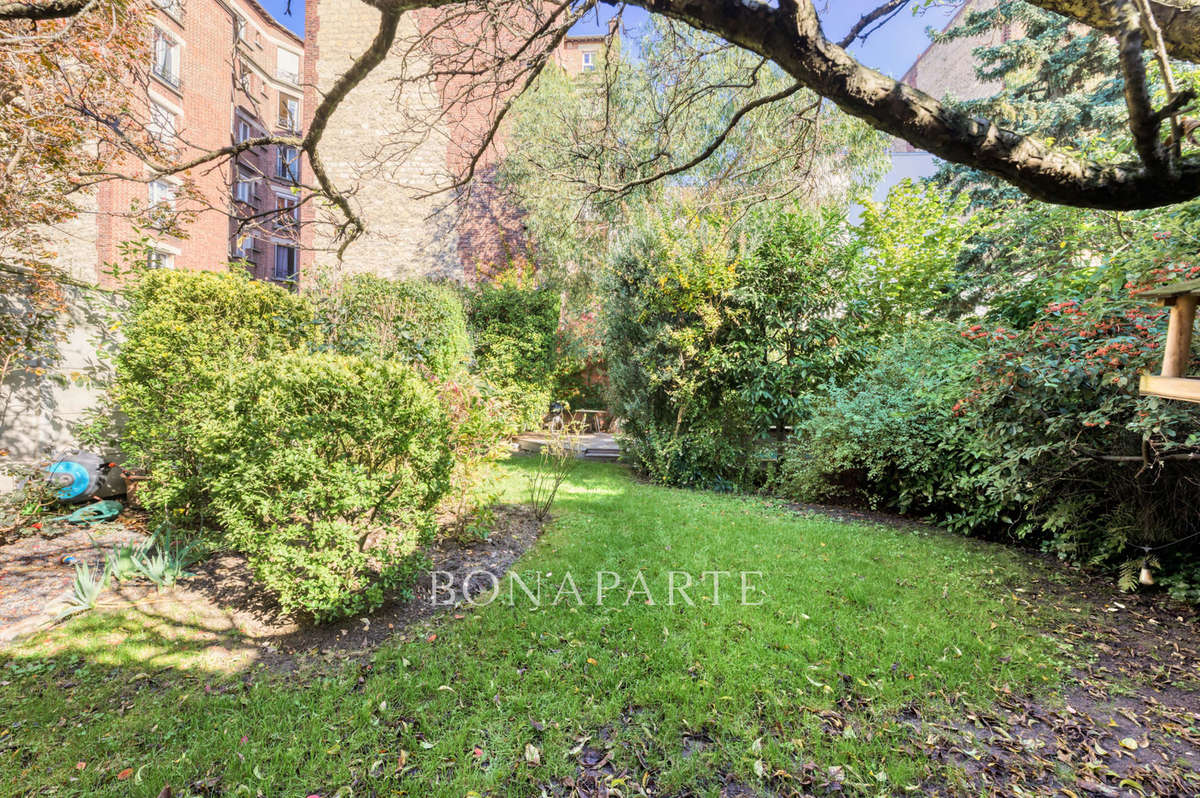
left=256, top=0, right=961, bottom=81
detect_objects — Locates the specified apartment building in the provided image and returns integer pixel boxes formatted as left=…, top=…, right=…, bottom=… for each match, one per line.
left=55, top=0, right=308, bottom=287
left=551, top=28, right=612, bottom=78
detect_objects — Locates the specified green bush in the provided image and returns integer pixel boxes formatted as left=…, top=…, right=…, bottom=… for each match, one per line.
left=604, top=207, right=864, bottom=489
left=202, top=352, right=454, bottom=622
left=114, top=270, right=316, bottom=517
left=466, top=273, right=562, bottom=432
left=778, top=324, right=1007, bottom=530
left=318, top=275, right=470, bottom=379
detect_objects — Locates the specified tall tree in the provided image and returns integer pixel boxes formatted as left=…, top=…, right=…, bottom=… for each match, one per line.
left=499, top=17, right=888, bottom=280
left=4, top=0, right=1200, bottom=246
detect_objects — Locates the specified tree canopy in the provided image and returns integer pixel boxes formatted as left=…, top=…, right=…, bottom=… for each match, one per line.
left=3, top=0, right=1200, bottom=248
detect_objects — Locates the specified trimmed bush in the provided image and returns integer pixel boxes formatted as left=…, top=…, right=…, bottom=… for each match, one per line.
left=114, top=270, right=316, bottom=516
left=202, top=352, right=454, bottom=622
left=318, top=275, right=470, bottom=379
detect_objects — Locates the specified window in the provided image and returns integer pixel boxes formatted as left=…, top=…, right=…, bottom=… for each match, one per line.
left=148, top=101, right=176, bottom=144
left=148, top=179, right=175, bottom=209
left=275, top=145, right=299, bottom=182
left=275, top=194, right=299, bottom=227
left=273, top=244, right=297, bottom=281
left=235, top=118, right=253, bottom=144
left=277, top=49, right=300, bottom=84
left=277, top=94, right=300, bottom=132
left=232, top=234, right=255, bottom=260
left=234, top=170, right=255, bottom=203
left=581, top=50, right=596, bottom=71
left=152, top=28, right=180, bottom=87
left=233, top=14, right=246, bottom=43
left=147, top=179, right=175, bottom=228
left=153, top=0, right=183, bottom=20
left=147, top=248, right=175, bottom=270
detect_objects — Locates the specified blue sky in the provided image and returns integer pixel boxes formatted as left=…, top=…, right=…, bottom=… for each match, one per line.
left=256, top=0, right=960, bottom=80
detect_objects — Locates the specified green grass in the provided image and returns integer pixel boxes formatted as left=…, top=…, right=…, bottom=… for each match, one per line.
left=0, top=459, right=1075, bottom=797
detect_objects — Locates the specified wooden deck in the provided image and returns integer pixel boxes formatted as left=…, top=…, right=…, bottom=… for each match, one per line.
left=514, top=432, right=622, bottom=462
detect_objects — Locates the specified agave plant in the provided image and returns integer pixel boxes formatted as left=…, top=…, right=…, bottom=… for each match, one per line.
left=56, top=560, right=110, bottom=620
left=133, top=525, right=202, bottom=589
left=107, top=539, right=151, bottom=582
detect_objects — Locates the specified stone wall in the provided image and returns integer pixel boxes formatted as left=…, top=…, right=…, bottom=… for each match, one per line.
left=303, top=0, right=535, bottom=283
left=304, top=0, right=462, bottom=282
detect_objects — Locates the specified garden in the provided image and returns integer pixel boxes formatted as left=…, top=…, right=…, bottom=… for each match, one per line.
left=3, top=0, right=1200, bottom=796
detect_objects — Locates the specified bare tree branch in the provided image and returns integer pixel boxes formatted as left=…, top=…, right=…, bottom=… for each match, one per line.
left=589, top=84, right=810, bottom=194
left=837, top=0, right=910, bottom=49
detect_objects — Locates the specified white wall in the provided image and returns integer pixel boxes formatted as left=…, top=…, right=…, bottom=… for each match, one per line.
left=0, top=281, right=124, bottom=490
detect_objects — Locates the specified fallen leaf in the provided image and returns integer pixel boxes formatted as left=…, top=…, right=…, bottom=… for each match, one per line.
left=524, top=743, right=541, bottom=766
left=116, top=768, right=133, bottom=781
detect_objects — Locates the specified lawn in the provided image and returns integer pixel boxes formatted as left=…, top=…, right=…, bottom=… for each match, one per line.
left=0, top=458, right=1096, bottom=796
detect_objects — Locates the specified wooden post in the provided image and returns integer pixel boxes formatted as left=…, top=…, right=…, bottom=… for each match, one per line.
left=1161, top=296, right=1198, bottom=378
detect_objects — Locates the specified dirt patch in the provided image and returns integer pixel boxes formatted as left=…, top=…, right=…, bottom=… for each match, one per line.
left=0, top=515, right=149, bottom=643
left=42, top=504, right=546, bottom=673
left=901, top=559, right=1200, bottom=795
left=779, top=499, right=932, bottom=532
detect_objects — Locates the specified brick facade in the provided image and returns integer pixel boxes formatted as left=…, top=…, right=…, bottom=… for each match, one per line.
left=901, top=0, right=1005, bottom=101
left=48, top=0, right=307, bottom=288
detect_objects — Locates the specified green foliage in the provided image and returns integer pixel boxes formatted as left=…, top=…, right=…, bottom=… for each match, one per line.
left=856, top=180, right=978, bottom=324
left=466, top=272, right=562, bottom=432
left=56, top=559, right=109, bottom=620
left=779, top=324, right=1002, bottom=531
left=114, top=269, right=317, bottom=518
left=316, top=274, right=470, bottom=379
left=128, top=526, right=202, bottom=589
left=605, top=206, right=864, bottom=488
left=106, top=539, right=150, bottom=582
left=201, top=352, right=453, bottom=622
left=957, top=289, right=1200, bottom=564
left=499, top=17, right=887, bottom=290
left=437, top=376, right=510, bottom=542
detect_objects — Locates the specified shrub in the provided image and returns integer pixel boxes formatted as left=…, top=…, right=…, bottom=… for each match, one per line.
left=114, top=270, right=316, bottom=517
left=437, top=376, right=509, bottom=541
left=604, top=207, right=864, bottom=489
left=467, top=272, right=562, bottom=432
left=202, top=352, right=454, bottom=622
left=317, top=275, right=470, bottom=379
left=957, top=288, right=1200, bottom=573
left=778, top=324, right=1007, bottom=531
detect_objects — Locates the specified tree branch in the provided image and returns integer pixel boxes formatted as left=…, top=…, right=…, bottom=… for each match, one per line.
left=622, top=0, right=1200, bottom=209
left=1032, top=0, right=1200, bottom=64
left=589, top=83, right=809, bottom=194
left=1113, top=0, right=1170, bottom=174
left=0, top=0, right=89, bottom=20
left=837, top=0, right=910, bottom=49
